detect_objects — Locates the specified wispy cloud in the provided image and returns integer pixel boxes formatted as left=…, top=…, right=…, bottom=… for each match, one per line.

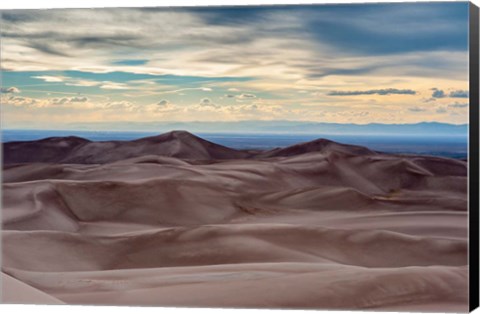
left=2, top=5, right=468, bottom=81
left=436, top=107, right=447, bottom=114
left=32, top=75, right=66, bottom=82
left=99, top=82, right=131, bottom=90
left=328, top=88, right=416, bottom=96
left=448, top=102, right=468, bottom=108
left=112, top=59, right=148, bottom=66
left=33, top=74, right=136, bottom=90
left=408, top=106, right=426, bottom=112
left=237, top=93, right=256, bottom=99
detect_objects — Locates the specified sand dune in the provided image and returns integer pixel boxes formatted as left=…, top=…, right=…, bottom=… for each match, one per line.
left=1, top=273, right=64, bottom=305
left=1, top=132, right=468, bottom=311
left=256, top=138, right=375, bottom=158
left=2, top=223, right=467, bottom=272
left=3, top=263, right=467, bottom=310
left=3, top=130, right=249, bottom=164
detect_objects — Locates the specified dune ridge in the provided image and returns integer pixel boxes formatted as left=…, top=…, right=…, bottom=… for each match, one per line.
left=1, top=131, right=468, bottom=311
left=3, top=130, right=250, bottom=164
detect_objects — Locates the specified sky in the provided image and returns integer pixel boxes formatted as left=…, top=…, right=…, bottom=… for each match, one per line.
left=0, top=2, right=471, bottom=130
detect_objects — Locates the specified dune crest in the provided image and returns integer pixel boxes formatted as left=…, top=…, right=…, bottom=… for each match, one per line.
left=3, top=130, right=384, bottom=164
left=3, top=130, right=250, bottom=164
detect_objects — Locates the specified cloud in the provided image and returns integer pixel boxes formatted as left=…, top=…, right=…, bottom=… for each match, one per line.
left=51, top=98, right=70, bottom=105
left=157, top=99, right=170, bottom=106
left=99, top=82, right=130, bottom=90
left=199, top=98, right=216, bottom=106
left=225, top=93, right=256, bottom=100
left=70, top=96, right=88, bottom=102
left=1, top=87, right=21, bottom=93
left=448, top=102, right=468, bottom=108
left=112, top=59, right=148, bottom=66
left=303, top=2, right=468, bottom=55
left=1, top=5, right=468, bottom=83
left=1, top=95, right=37, bottom=107
left=408, top=106, right=426, bottom=112
left=432, top=88, right=468, bottom=99
left=33, top=75, right=65, bottom=82
left=51, top=96, right=89, bottom=105
left=65, top=79, right=102, bottom=87
left=237, top=93, right=256, bottom=99
left=431, top=88, right=446, bottom=98
left=0, top=5, right=470, bottom=126
left=328, top=88, right=416, bottom=96
left=200, top=98, right=212, bottom=105
left=449, top=90, right=468, bottom=98
left=143, top=99, right=179, bottom=114
left=436, top=107, right=447, bottom=114
left=103, top=101, right=137, bottom=111
left=33, top=75, right=132, bottom=91
left=196, top=98, right=220, bottom=110
left=240, top=104, right=258, bottom=111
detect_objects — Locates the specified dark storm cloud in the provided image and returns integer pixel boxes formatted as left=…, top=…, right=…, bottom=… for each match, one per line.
left=304, top=2, right=468, bottom=55
left=191, top=2, right=468, bottom=55
left=1, top=10, right=39, bottom=23
left=190, top=6, right=270, bottom=26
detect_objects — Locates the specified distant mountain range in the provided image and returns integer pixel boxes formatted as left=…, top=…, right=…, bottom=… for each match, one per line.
left=65, top=121, right=468, bottom=136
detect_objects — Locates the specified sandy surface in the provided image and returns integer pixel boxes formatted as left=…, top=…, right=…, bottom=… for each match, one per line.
left=1, top=132, right=468, bottom=311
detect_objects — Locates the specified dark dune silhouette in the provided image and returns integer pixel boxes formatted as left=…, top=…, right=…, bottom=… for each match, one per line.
left=2, top=130, right=385, bottom=164
left=256, top=138, right=376, bottom=158
left=1, top=131, right=468, bottom=311
left=2, top=136, right=91, bottom=164
left=3, top=130, right=249, bottom=164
